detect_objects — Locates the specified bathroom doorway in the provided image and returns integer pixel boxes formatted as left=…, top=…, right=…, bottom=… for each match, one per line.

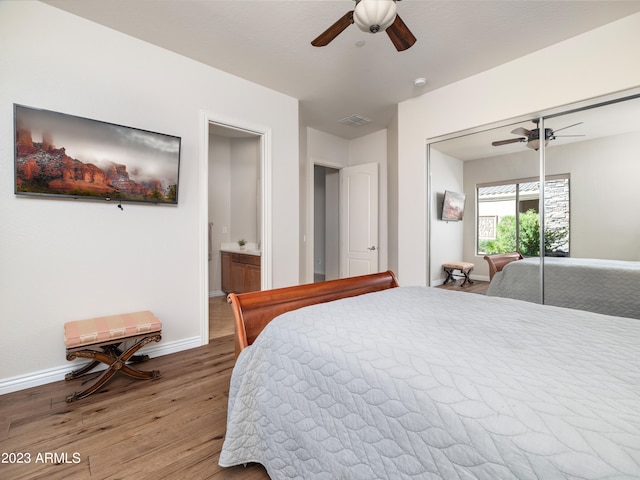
left=207, top=122, right=264, bottom=340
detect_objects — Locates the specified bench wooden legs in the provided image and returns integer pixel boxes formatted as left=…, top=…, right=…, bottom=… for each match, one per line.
left=459, top=269, right=474, bottom=287
left=443, top=267, right=474, bottom=287
left=65, top=333, right=162, bottom=403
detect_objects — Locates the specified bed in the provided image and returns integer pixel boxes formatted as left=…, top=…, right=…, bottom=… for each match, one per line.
left=487, top=256, right=640, bottom=319
left=484, top=252, right=523, bottom=280
left=219, top=271, right=640, bottom=479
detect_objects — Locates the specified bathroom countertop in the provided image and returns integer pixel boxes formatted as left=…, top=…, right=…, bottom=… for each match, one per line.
left=220, top=245, right=261, bottom=256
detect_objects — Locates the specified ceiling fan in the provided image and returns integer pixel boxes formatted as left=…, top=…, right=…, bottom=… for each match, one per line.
left=491, top=119, right=584, bottom=150
left=311, top=0, right=417, bottom=52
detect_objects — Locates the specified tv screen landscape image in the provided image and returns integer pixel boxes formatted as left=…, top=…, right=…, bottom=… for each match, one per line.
left=441, top=190, right=466, bottom=221
left=14, top=104, right=181, bottom=204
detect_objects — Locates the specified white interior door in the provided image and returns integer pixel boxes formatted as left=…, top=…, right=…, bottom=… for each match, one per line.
left=340, top=163, right=379, bottom=277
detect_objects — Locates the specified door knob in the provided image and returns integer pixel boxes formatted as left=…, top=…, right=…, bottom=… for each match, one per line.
left=368, top=246, right=377, bottom=251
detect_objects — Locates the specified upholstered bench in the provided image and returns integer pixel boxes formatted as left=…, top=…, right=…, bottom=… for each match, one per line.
left=64, top=311, right=162, bottom=402
left=443, top=262, right=475, bottom=287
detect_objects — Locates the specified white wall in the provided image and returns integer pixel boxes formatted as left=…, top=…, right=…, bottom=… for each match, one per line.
left=428, top=150, right=464, bottom=285
left=307, top=128, right=350, bottom=168
left=397, top=12, right=640, bottom=286
left=229, top=137, right=260, bottom=245
left=550, top=132, right=640, bottom=261
left=0, top=1, right=299, bottom=392
left=298, top=122, right=308, bottom=283
left=208, top=134, right=232, bottom=294
left=387, top=112, right=399, bottom=276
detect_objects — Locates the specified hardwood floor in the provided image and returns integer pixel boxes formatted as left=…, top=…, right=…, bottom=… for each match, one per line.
left=209, top=295, right=235, bottom=340
left=0, top=335, right=270, bottom=480
left=436, top=278, right=490, bottom=294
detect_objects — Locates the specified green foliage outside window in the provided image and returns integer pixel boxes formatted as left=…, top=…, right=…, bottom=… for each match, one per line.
left=480, top=209, right=568, bottom=256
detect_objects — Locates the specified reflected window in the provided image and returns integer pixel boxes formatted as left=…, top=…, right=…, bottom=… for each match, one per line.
left=477, top=175, right=569, bottom=257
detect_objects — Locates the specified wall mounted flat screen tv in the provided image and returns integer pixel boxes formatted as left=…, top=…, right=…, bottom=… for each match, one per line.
left=14, top=104, right=181, bottom=204
left=441, top=190, right=466, bottom=221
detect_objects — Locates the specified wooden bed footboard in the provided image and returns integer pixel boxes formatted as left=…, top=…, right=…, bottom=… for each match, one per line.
left=227, top=270, right=399, bottom=357
left=483, top=252, right=523, bottom=280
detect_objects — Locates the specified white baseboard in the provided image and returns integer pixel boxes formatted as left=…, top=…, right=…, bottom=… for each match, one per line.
left=0, top=336, right=202, bottom=396
left=209, top=290, right=225, bottom=297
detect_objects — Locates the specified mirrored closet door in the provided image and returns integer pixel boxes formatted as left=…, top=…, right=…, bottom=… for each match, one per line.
left=428, top=91, right=640, bottom=319
left=540, top=96, right=640, bottom=316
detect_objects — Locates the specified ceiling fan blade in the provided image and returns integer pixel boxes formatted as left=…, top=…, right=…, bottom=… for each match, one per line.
left=311, top=11, right=354, bottom=47
left=492, top=138, right=526, bottom=146
left=553, top=134, right=585, bottom=138
left=386, top=14, right=416, bottom=51
left=511, top=127, right=531, bottom=136
left=551, top=122, right=583, bottom=134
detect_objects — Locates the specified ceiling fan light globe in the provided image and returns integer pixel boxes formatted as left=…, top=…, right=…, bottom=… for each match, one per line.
left=354, top=0, right=397, bottom=34
left=527, top=139, right=549, bottom=150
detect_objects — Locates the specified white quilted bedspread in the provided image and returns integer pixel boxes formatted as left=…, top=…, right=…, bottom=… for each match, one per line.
left=219, top=287, right=640, bottom=479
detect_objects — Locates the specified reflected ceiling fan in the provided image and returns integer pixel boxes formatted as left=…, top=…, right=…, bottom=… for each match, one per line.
left=311, top=0, right=416, bottom=52
left=492, top=119, right=584, bottom=150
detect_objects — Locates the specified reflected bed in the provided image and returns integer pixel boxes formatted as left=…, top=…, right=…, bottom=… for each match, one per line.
left=487, top=256, right=640, bottom=319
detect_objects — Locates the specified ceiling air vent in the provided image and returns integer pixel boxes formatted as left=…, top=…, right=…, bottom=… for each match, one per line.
left=339, top=114, right=373, bottom=127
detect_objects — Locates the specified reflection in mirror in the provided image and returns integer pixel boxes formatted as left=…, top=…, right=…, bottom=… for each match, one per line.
left=429, top=118, right=541, bottom=302
left=428, top=92, right=640, bottom=320
left=544, top=97, right=640, bottom=261
left=477, top=176, right=569, bottom=258
left=541, top=95, right=640, bottom=319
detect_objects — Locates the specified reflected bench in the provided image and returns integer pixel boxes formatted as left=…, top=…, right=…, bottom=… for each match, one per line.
left=443, top=262, right=475, bottom=287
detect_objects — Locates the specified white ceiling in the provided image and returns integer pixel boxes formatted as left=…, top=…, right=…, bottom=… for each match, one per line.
left=42, top=0, right=640, bottom=140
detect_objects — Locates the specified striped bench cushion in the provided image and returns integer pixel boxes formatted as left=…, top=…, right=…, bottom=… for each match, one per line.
left=64, top=311, right=162, bottom=349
